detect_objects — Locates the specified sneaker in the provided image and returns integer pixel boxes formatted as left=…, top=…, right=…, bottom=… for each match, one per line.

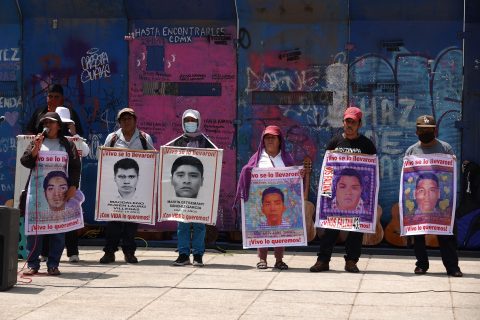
left=69, top=255, right=80, bottom=263
left=124, top=253, right=138, bottom=264
left=414, top=266, right=427, bottom=275
left=173, top=254, right=191, bottom=266
left=345, top=260, right=360, bottom=273
left=193, top=255, right=204, bottom=267
left=39, top=255, right=47, bottom=262
left=309, top=260, right=329, bottom=272
left=100, top=252, right=115, bottom=264
left=47, top=267, right=61, bottom=276
left=23, top=268, right=39, bottom=276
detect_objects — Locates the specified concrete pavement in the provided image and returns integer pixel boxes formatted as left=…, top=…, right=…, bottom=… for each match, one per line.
left=2, top=247, right=479, bottom=320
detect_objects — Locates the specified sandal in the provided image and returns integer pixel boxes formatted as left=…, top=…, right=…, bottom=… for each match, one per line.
left=256, top=260, right=268, bottom=269
left=274, top=261, right=289, bottom=270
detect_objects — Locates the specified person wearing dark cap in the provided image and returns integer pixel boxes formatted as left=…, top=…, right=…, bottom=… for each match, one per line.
left=99, top=107, right=155, bottom=265
left=166, top=109, right=217, bottom=267
left=404, top=115, right=463, bottom=277
left=25, top=84, right=83, bottom=136
left=20, top=112, right=81, bottom=276
left=310, top=105, right=376, bottom=273
left=234, top=125, right=296, bottom=270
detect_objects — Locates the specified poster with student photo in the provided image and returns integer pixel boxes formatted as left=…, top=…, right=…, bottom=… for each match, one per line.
left=15, top=135, right=87, bottom=209
left=399, top=153, right=456, bottom=236
left=158, top=146, right=223, bottom=225
left=25, top=150, right=85, bottom=235
left=315, top=151, right=379, bottom=233
left=95, top=147, right=158, bottom=225
left=241, top=167, right=307, bottom=249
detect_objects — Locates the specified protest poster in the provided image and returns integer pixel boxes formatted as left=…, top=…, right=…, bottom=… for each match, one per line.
left=399, top=153, right=456, bottom=236
left=14, top=135, right=87, bottom=208
left=95, top=147, right=158, bottom=225
left=25, top=150, right=85, bottom=235
left=315, top=151, right=379, bottom=233
left=241, top=166, right=307, bottom=249
left=158, top=146, right=223, bottom=225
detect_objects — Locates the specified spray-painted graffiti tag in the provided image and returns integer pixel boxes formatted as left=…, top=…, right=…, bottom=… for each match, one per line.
left=80, top=48, right=111, bottom=83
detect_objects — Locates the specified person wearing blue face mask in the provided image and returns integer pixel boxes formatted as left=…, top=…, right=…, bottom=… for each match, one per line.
left=166, top=109, right=217, bottom=267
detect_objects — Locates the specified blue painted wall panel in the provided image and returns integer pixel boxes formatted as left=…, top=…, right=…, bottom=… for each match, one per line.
left=236, top=0, right=349, bottom=207
left=0, top=0, right=21, bottom=205
left=20, top=13, right=128, bottom=223
left=349, top=4, right=464, bottom=224
left=463, top=0, right=480, bottom=164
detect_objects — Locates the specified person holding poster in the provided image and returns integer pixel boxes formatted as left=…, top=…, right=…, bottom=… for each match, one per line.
left=404, top=115, right=462, bottom=277
left=235, top=125, right=296, bottom=270
left=168, top=109, right=215, bottom=267
left=310, top=106, right=376, bottom=273
left=56, top=106, right=89, bottom=263
left=99, top=107, right=155, bottom=265
left=21, top=112, right=81, bottom=276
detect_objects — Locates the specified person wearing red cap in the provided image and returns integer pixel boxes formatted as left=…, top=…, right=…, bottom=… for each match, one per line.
left=404, top=115, right=462, bottom=277
left=234, top=125, right=296, bottom=270
left=310, top=106, right=376, bottom=273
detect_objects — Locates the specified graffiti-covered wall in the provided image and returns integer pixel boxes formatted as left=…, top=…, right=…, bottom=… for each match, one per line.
left=0, top=0, right=479, bottom=238
left=19, top=1, right=128, bottom=223
left=0, top=0, right=21, bottom=205
left=127, top=21, right=237, bottom=229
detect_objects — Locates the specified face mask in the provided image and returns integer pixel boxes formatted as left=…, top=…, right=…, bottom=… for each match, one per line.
left=418, top=131, right=435, bottom=143
left=184, top=122, right=198, bottom=133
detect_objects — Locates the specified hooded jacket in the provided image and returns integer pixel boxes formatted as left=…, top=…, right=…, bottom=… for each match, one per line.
left=234, top=127, right=294, bottom=206
left=168, top=109, right=215, bottom=149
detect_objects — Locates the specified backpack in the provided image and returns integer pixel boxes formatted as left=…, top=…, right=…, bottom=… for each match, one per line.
left=457, top=209, right=480, bottom=249
left=110, top=131, right=149, bottom=150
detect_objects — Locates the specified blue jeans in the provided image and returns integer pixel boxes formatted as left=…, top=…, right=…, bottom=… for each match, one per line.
left=177, top=222, right=206, bottom=256
left=27, top=233, right=65, bottom=269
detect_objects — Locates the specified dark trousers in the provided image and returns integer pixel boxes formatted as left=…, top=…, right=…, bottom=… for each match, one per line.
left=65, top=230, right=79, bottom=257
left=41, top=230, right=80, bottom=257
left=413, top=234, right=460, bottom=273
left=103, top=221, right=138, bottom=254
left=317, top=229, right=364, bottom=263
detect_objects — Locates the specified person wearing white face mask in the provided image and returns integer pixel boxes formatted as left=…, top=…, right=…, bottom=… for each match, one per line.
left=166, top=109, right=217, bottom=267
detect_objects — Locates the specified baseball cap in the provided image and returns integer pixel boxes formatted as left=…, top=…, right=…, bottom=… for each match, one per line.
left=344, top=106, right=362, bottom=121
left=48, top=84, right=64, bottom=95
left=40, top=112, right=62, bottom=124
left=55, top=107, right=74, bottom=124
left=416, top=115, right=436, bottom=127
left=183, top=110, right=199, bottom=120
left=117, top=107, right=136, bottom=121
left=263, top=125, right=281, bottom=136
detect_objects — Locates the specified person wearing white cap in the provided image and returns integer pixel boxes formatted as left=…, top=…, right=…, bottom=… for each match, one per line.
left=51, top=107, right=89, bottom=263
left=55, top=107, right=90, bottom=157
left=166, top=109, right=217, bottom=267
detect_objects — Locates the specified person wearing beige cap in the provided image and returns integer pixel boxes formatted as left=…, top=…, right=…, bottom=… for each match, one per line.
left=310, top=105, right=376, bottom=273
left=404, top=115, right=463, bottom=277
left=99, top=107, right=155, bottom=265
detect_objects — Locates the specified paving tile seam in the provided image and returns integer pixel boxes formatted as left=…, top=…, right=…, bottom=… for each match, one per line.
left=126, top=264, right=198, bottom=320
left=236, top=255, right=293, bottom=320
left=347, top=255, right=369, bottom=320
